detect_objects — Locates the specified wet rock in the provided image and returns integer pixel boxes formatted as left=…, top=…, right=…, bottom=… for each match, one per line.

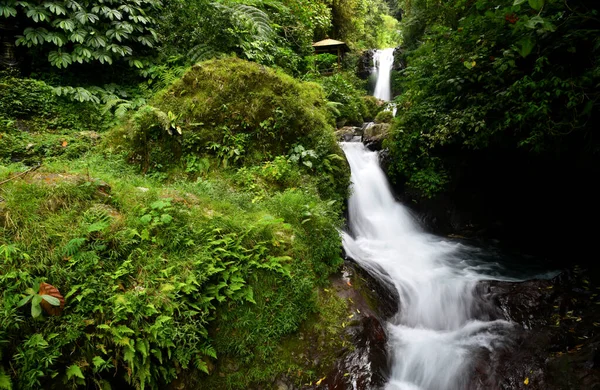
left=316, top=315, right=388, bottom=390
left=295, top=261, right=398, bottom=390
left=363, top=123, right=390, bottom=151
left=335, top=126, right=363, bottom=142
left=392, top=46, right=406, bottom=72
left=357, top=50, right=375, bottom=80
left=471, top=270, right=600, bottom=389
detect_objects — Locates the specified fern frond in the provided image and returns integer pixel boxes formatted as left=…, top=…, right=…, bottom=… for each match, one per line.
left=230, top=4, right=274, bottom=40
left=187, top=44, right=220, bottom=64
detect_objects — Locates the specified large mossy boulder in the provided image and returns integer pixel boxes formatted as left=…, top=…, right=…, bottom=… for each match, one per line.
left=111, top=58, right=348, bottom=198
left=113, top=58, right=341, bottom=165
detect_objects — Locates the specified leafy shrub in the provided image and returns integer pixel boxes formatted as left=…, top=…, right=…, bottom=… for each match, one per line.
left=362, top=95, right=383, bottom=121
left=374, top=109, right=393, bottom=124
left=388, top=0, right=600, bottom=197
left=318, top=72, right=368, bottom=126
left=0, top=74, right=105, bottom=163
left=0, top=0, right=161, bottom=68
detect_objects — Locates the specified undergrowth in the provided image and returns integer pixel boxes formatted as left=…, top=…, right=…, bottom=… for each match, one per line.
left=0, top=58, right=350, bottom=390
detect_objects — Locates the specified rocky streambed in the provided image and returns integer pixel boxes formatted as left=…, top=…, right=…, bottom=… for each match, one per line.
left=312, top=261, right=600, bottom=390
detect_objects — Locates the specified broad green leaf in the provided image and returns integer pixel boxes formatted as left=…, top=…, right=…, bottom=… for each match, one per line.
left=69, top=30, right=87, bottom=43
left=92, top=356, right=106, bottom=368
left=44, top=2, right=67, bottom=15
left=48, top=50, right=73, bottom=68
left=46, top=32, right=66, bottom=47
left=26, top=7, right=50, bottom=23
left=17, top=295, right=33, bottom=307
left=41, top=294, right=60, bottom=306
left=528, top=0, right=544, bottom=11
left=66, top=365, right=85, bottom=380
left=31, top=295, right=42, bottom=318
left=0, top=4, right=17, bottom=17
left=518, top=37, right=535, bottom=58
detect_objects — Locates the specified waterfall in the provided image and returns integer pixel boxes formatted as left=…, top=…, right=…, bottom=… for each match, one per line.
left=372, top=48, right=395, bottom=102
left=341, top=143, right=515, bottom=390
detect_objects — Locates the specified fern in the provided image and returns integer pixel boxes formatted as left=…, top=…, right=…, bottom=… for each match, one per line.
left=187, top=44, right=221, bottom=64
left=63, top=237, right=86, bottom=257
left=229, top=4, right=274, bottom=40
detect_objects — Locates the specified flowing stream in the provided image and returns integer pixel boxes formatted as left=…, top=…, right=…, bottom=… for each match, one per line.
left=341, top=143, right=517, bottom=389
left=341, top=49, right=521, bottom=389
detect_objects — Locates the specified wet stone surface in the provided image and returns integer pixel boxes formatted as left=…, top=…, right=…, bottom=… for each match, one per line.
left=471, top=269, right=600, bottom=389
left=308, top=261, right=399, bottom=390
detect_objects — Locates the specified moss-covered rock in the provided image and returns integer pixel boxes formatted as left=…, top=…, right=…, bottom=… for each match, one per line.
left=110, top=58, right=348, bottom=198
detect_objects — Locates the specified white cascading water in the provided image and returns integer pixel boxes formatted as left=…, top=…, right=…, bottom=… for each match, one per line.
left=372, top=48, right=395, bottom=101
left=341, top=143, right=516, bottom=390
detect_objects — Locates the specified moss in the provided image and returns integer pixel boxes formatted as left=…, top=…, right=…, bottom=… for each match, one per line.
left=108, top=58, right=348, bottom=199
left=362, top=96, right=383, bottom=122
left=375, top=110, right=394, bottom=124
left=0, top=74, right=106, bottom=164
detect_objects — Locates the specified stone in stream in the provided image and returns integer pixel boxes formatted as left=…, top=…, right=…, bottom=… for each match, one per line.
left=335, top=126, right=364, bottom=142
left=363, top=123, right=391, bottom=151
left=469, top=270, right=600, bottom=389
left=308, top=261, right=399, bottom=390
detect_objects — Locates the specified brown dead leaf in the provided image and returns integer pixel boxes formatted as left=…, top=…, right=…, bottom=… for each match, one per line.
left=61, top=141, right=68, bottom=147
left=39, top=282, right=65, bottom=316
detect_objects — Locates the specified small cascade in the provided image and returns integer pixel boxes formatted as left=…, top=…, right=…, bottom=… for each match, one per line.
left=341, top=142, right=517, bottom=390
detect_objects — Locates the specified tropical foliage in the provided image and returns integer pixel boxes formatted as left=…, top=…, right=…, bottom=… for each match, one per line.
left=0, top=0, right=162, bottom=68
left=388, top=0, right=599, bottom=197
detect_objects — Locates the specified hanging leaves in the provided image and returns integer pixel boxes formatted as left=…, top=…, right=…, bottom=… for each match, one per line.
left=39, top=282, right=65, bottom=316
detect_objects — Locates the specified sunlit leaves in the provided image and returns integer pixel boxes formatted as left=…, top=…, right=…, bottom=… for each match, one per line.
left=74, top=10, right=98, bottom=24
left=44, top=2, right=66, bottom=15
left=16, top=27, right=49, bottom=46
left=54, top=18, right=75, bottom=31
left=86, top=33, right=107, bottom=48
left=26, top=6, right=50, bottom=22
left=66, top=365, right=84, bottom=380
left=46, top=32, right=66, bottom=46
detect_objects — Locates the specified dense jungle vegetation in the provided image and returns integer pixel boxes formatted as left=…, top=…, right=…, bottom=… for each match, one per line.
left=0, top=1, right=397, bottom=389
left=387, top=0, right=600, bottom=265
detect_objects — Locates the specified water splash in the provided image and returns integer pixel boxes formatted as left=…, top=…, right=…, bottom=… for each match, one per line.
left=341, top=142, right=515, bottom=390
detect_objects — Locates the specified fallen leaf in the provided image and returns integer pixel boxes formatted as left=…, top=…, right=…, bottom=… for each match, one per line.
left=61, top=141, right=68, bottom=147
left=316, top=376, right=326, bottom=385
left=39, top=282, right=65, bottom=316
left=524, top=377, right=529, bottom=385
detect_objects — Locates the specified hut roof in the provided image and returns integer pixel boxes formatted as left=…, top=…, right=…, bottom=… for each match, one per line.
left=312, top=38, right=347, bottom=47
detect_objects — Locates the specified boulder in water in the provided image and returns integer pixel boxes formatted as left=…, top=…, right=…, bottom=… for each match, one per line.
left=363, top=123, right=391, bottom=151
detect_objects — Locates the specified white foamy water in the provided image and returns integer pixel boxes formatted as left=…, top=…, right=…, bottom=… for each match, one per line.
left=341, top=143, right=514, bottom=390
left=373, top=48, right=395, bottom=102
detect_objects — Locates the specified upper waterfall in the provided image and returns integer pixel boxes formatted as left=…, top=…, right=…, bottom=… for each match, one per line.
left=372, top=48, right=395, bottom=101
